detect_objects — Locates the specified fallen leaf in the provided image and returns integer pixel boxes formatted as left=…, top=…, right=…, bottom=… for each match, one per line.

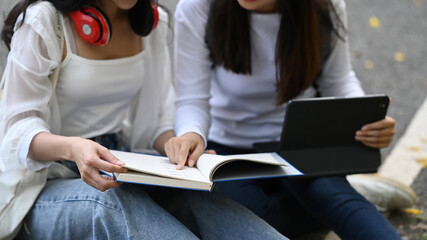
left=414, top=0, right=422, bottom=6
left=394, top=52, right=405, bottom=62
left=352, top=50, right=361, bottom=58
left=410, top=223, right=427, bottom=230
left=406, top=146, right=421, bottom=151
left=404, top=208, right=423, bottom=215
left=364, top=60, right=373, bottom=69
left=417, top=156, right=427, bottom=168
left=369, top=16, right=381, bottom=28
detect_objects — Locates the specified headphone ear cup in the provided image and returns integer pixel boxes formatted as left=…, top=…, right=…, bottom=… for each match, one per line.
left=129, top=0, right=158, bottom=36
left=70, top=6, right=112, bottom=46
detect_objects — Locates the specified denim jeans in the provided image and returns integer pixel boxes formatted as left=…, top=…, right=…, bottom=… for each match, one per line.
left=16, top=136, right=288, bottom=240
left=16, top=179, right=287, bottom=240
left=208, top=141, right=401, bottom=240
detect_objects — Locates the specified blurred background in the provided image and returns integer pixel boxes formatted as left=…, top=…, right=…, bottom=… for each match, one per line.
left=1, top=0, right=426, bottom=239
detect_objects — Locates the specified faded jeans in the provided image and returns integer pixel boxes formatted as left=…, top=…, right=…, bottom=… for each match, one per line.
left=16, top=134, right=288, bottom=240
left=17, top=178, right=287, bottom=240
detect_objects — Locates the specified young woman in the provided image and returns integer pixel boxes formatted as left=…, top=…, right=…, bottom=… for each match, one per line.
left=165, top=0, right=400, bottom=239
left=0, top=0, right=288, bottom=239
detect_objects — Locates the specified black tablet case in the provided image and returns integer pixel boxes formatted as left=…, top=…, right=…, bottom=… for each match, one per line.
left=254, top=95, right=390, bottom=177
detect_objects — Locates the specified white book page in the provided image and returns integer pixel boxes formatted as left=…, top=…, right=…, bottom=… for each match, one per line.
left=110, top=150, right=209, bottom=183
left=196, top=154, right=228, bottom=180
left=196, top=152, right=287, bottom=182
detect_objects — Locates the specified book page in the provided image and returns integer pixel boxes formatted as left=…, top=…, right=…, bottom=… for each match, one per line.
left=196, top=152, right=287, bottom=182
left=110, top=150, right=209, bottom=183
left=195, top=154, right=228, bottom=180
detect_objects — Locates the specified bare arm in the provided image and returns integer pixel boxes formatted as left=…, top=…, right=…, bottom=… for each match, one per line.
left=29, top=132, right=127, bottom=191
left=153, top=130, right=175, bottom=156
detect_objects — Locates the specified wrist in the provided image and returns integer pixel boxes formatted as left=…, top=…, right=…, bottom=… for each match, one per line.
left=63, top=136, right=82, bottom=162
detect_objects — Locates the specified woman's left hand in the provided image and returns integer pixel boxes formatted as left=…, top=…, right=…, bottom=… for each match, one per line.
left=355, top=116, right=396, bottom=148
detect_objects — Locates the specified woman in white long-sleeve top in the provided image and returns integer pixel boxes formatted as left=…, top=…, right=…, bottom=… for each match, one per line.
left=165, top=0, right=400, bottom=239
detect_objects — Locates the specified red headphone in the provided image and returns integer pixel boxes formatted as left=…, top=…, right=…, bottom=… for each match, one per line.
left=70, top=2, right=159, bottom=47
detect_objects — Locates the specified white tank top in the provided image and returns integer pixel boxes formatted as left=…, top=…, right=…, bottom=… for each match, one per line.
left=56, top=17, right=146, bottom=138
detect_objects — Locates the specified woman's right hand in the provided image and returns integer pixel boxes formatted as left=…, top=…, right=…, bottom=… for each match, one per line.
left=164, top=132, right=205, bottom=170
left=69, top=137, right=128, bottom=191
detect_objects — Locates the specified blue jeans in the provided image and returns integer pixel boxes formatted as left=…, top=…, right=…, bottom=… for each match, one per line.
left=208, top=141, right=401, bottom=240
left=16, top=178, right=287, bottom=240
left=17, top=135, right=287, bottom=240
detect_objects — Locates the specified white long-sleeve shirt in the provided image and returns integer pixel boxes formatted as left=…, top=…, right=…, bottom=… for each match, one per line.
left=174, top=0, right=364, bottom=149
left=0, top=2, right=174, bottom=172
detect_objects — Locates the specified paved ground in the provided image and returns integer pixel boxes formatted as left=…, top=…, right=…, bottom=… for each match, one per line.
left=0, top=0, right=426, bottom=239
left=346, top=0, right=427, bottom=152
left=346, top=1, right=427, bottom=239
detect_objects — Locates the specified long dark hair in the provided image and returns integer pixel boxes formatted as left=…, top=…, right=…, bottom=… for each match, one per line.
left=1, top=0, right=157, bottom=50
left=206, top=0, right=345, bottom=105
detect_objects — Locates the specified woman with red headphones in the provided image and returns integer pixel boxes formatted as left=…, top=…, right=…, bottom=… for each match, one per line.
left=0, top=0, right=288, bottom=239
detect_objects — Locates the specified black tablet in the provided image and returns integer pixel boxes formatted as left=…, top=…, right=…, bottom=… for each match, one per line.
left=255, top=94, right=390, bottom=177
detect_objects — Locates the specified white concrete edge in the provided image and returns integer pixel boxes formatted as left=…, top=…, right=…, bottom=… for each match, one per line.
left=379, top=97, right=427, bottom=186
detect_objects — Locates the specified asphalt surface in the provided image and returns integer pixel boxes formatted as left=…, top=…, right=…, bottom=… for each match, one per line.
left=345, top=1, right=427, bottom=239
left=1, top=0, right=426, bottom=239
left=346, top=0, right=427, bottom=153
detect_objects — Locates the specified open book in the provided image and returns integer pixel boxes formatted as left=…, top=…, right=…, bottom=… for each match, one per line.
left=109, top=150, right=303, bottom=191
